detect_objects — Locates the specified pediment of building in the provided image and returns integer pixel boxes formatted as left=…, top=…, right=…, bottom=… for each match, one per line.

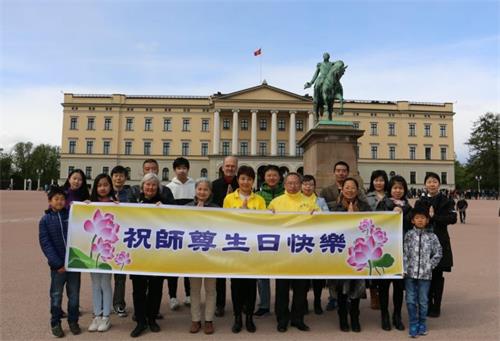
left=214, top=84, right=311, bottom=103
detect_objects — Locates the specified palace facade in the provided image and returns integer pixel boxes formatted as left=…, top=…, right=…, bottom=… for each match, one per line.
left=60, top=83, right=455, bottom=189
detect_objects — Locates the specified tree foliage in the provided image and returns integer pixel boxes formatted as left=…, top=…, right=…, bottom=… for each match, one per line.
left=465, top=112, right=499, bottom=190
left=1, top=142, right=60, bottom=189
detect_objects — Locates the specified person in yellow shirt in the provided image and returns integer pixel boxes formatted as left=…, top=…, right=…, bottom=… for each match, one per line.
left=268, top=172, right=319, bottom=333
left=223, top=166, right=266, bottom=334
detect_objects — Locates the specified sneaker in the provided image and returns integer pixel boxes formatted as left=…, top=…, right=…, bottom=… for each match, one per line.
left=51, top=324, right=65, bottom=338
left=184, top=296, right=191, bottom=306
left=88, top=316, right=101, bottom=332
left=98, top=316, right=111, bottom=332
left=115, top=306, right=128, bottom=317
left=409, top=324, right=419, bottom=338
left=68, top=322, right=81, bottom=335
left=418, top=324, right=428, bottom=336
left=170, top=297, right=180, bottom=311
left=326, top=298, right=337, bottom=311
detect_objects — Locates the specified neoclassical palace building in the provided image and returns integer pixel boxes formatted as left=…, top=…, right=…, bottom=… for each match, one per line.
left=60, top=83, right=455, bottom=189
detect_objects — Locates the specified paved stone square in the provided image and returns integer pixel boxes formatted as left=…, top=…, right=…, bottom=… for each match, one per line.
left=1, top=191, right=498, bottom=340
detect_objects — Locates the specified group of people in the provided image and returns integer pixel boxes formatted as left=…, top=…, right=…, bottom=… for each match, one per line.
left=39, top=155, right=457, bottom=338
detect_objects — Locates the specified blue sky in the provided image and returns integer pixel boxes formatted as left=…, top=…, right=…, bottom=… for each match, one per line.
left=1, top=0, right=499, bottom=162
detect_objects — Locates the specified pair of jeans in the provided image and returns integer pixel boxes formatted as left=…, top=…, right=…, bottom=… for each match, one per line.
left=257, top=279, right=270, bottom=310
left=405, top=278, right=431, bottom=331
left=50, top=270, right=81, bottom=327
left=113, top=274, right=127, bottom=309
left=190, top=278, right=216, bottom=322
left=90, top=273, right=112, bottom=317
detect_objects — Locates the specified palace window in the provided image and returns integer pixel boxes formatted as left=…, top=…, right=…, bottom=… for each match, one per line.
left=440, top=147, right=447, bottom=160
left=240, top=119, right=248, bottom=131
left=370, top=122, right=378, bottom=136
left=87, top=117, right=95, bottom=130
left=240, top=142, right=248, bottom=155
left=424, top=124, right=432, bottom=137
left=278, top=119, right=286, bottom=131
left=103, top=141, right=110, bottom=155
left=126, top=118, right=133, bottom=131
left=200, top=168, right=208, bottom=178
left=409, top=146, right=416, bottom=160
left=223, top=119, right=230, bottom=130
left=278, top=142, right=286, bottom=156
left=425, top=147, right=432, bottom=160
left=201, top=142, right=208, bottom=156
left=222, top=141, right=230, bottom=156
left=409, top=123, right=416, bottom=136
left=70, top=117, right=78, bottom=130
left=124, top=141, right=132, bottom=155
left=201, top=119, right=209, bottom=132
left=389, top=145, right=396, bottom=160
left=162, top=168, right=169, bottom=181
left=388, top=122, right=396, bottom=136
left=296, top=120, right=304, bottom=131
left=371, top=145, right=378, bottom=159
left=182, top=119, right=190, bottom=131
left=143, top=141, right=151, bottom=155
left=440, top=124, right=447, bottom=137
left=104, top=118, right=112, bottom=131
left=259, top=142, right=267, bottom=156
left=410, top=171, right=416, bottom=184
left=162, top=142, right=170, bottom=156
left=163, top=118, right=172, bottom=131
left=144, top=118, right=152, bottom=131
left=182, top=142, right=190, bottom=156
left=259, top=119, right=267, bottom=131
left=85, top=166, right=92, bottom=180
left=69, top=140, right=76, bottom=154
left=86, top=141, right=93, bottom=154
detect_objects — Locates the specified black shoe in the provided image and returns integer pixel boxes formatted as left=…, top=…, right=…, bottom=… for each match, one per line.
left=130, top=323, right=148, bottom=338
left=149, top=320, right=161, bottom=333
left=156, top=313, right=164, bottom=320
left=428, top=308, right=441, bottom=318
left=277, top=323, right=287, bottom=332
left=232, top=315, right=242, bottom=333
left=68, top=322, right=81, bottom=335
left=381, top=311, right=391, bottom=331
left=339, top=314, right=350, bottom=332
left=245, top=314, right=256, bottom=333
left=254, top=308, right=270, bottom=316
left=392, top=313, right=405, bottom=331
left=51, top=324, right=65, bottom=338
left=291, top=321, right=310, bottom=331
left=314, top=301, right=323, bottom=315
left=215, top=306, right=225, bottom=318
left=351, top=316, right=361, bottom=332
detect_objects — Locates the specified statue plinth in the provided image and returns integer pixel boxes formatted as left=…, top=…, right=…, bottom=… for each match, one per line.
left=298, top=121, right=364, bottom=192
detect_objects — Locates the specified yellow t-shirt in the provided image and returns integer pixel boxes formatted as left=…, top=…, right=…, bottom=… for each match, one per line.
left=223, top=189, right=266, bottom=210
left=268, top=191, right=320, bottom=212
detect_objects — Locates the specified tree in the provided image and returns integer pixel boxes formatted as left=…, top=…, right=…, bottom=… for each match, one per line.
left=466, top=112, right=499, bottom=190
left=11, top=142, right=34, bottom=179
left=454, top=160, right=474, bottom=190
left=0, top=151, right=13, bottom=188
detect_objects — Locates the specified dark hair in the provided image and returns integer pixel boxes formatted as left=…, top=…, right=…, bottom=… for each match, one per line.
left=173, top=157, right=190, bottom=170
left=47, top=185, right=66, bottom=200
left=264, top=164, right=280, bottom=175
left=302, top=174, right=316, bottom=186
left=424, top=172, right=441, bottom=184
left=284, top=172, right=302, bottom=183
left=411, top=203, right=430, bottom=219
left=143, top=159, right=159, bottom=167
left=237, top=165, right=255, bottom=180
left=388, top=175, right=408, bottom=199
left=90, top=174, right=115, bottom=201
left=334, top=161, right=350, bottom=172
left=368, top=170, right=389, bottom=193
left=342, top=177, right=359, bottom=189
left=111, top=165, right=128, bottom=177
left=63, top=169, right=90, bottom=201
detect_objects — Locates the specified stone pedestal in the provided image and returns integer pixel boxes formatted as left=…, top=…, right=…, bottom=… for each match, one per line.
left=298, top=121, right=364, bottom=192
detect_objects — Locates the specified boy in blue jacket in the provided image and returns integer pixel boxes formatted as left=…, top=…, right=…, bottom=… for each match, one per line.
left=39, top=186, right=81, bottom=337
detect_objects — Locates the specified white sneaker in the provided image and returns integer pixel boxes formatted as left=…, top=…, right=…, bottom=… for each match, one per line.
left=88, top=316, right=101, bottom=332
left=184, top=296, right=191, bottom=306
left=170, top=297, right=180, bottom=311
left=97, top=316, right=111, bottom=332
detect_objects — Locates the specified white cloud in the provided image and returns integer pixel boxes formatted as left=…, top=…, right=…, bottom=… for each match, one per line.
left=1, top=43, right=498, bottom=165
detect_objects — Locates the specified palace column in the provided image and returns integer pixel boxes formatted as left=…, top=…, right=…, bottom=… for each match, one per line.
left=289, top=110, right=297, bottom=156
left=270, top=110, right=278, bottom=156
left=251, top=109, right=258, bottom=156
left=232, top=109, right=239, bottom=155
left=213, top=110, right=220, bottom=154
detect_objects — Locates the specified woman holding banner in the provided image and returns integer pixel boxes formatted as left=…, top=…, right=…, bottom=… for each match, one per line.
left=185, top=178, right=218, bottom=334
left=223, top=166, right=266, bottom=334
left=332, top=177, right=371, bottom=333
left=129, top=173, right=174, bottom=338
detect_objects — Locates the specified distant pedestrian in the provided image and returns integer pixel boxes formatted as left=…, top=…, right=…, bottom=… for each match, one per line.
left=456, top=197, right=468, bottom=223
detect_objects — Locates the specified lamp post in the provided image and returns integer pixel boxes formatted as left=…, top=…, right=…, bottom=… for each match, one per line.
left=36, top=169, right=42, bottom=190
left=475, top=175, right=482, bottom=199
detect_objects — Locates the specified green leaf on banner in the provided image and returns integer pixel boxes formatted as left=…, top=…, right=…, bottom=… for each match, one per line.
left=371, top=253, right=395, bottom=268
left=68, top=247, right=95, bottom=269
left=98, top=262, right=112, bottom=270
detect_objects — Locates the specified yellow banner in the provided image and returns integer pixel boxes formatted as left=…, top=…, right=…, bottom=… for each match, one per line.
left=66, top=202, right=403, bottom=279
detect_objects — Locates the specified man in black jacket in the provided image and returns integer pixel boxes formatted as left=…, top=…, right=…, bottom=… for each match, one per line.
left=211, top=156, right=239, bottom=317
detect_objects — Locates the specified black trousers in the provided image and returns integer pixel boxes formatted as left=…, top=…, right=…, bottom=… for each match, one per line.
left=429, top=269, right=445, bottom=310
left=231, top=278, right=257, bottom=316
left=312, top=279, right=326, bottom=301
left=166, top=277, right=191, bottom=298
left=275, top=279, right=308, bottom=325
left=131, top=275, right=164, bottom=324
left=338, top=294, right=360, bottom=319
left=375, top=279, right=404, bottom=315
left=459, top=210, right=466, bottom=223
left=216, top=278, right=226, bottom=309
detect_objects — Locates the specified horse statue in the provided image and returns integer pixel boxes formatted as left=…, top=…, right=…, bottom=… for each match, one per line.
left=304, top=53, right=348, bottom=122
left=321, top=60, right=347, bottom=121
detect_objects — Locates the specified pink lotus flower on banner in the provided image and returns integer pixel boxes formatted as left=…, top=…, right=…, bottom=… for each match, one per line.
left=84, top=209, right=120, bottom=243
left=114, top=251, right=132, bottom=270
left=346, top=219, right=395, bottom=275
left=358, top=219, right=375, bottom=233
left=371, top=227, right=388, bottom=246
left=347, top=237, right=383, bottom=271
left=92, top=237, right=115, bottom=263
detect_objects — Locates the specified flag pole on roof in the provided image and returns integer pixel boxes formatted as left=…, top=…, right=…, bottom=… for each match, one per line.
left=254, top=48, right=262, bottom=84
